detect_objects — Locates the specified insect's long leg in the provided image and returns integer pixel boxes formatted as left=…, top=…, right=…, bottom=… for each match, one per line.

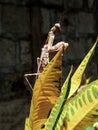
left=24, top=76, right=33, bottom=90
left=24, top=73, right=41, bottom=90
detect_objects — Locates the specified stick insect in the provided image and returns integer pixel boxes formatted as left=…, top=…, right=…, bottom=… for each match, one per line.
left=24, top=23, right=69, bottom=90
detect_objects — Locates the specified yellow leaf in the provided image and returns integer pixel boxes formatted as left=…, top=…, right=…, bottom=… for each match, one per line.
left=25, top=48, right=63, bottom=130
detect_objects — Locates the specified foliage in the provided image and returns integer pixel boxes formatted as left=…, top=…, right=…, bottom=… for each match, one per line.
left=24, top=38, right=98, bottom=130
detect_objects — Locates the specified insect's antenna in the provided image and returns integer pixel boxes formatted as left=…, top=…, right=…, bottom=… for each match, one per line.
left=58, top=10, right=67, bottom=25
left=58, top=10, right=70, bottom=30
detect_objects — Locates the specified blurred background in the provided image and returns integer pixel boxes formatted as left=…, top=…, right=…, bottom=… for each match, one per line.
left=0, top=0, right=97, bottom=130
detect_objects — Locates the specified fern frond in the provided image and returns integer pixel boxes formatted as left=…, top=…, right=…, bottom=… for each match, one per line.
left=42, top=66, right=73, bottom=130
left=25, top=48, right=63, bottom=130
left=25, top=118, right=32, bottom=130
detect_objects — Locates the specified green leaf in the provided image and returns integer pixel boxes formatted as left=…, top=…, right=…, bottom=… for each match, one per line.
left=68, top=39, right=98, bottom=98
left=55, top=79, right=98, bottom=130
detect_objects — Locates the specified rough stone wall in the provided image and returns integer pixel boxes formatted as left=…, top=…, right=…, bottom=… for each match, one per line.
left=0, top=0, right=97, bottom=130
